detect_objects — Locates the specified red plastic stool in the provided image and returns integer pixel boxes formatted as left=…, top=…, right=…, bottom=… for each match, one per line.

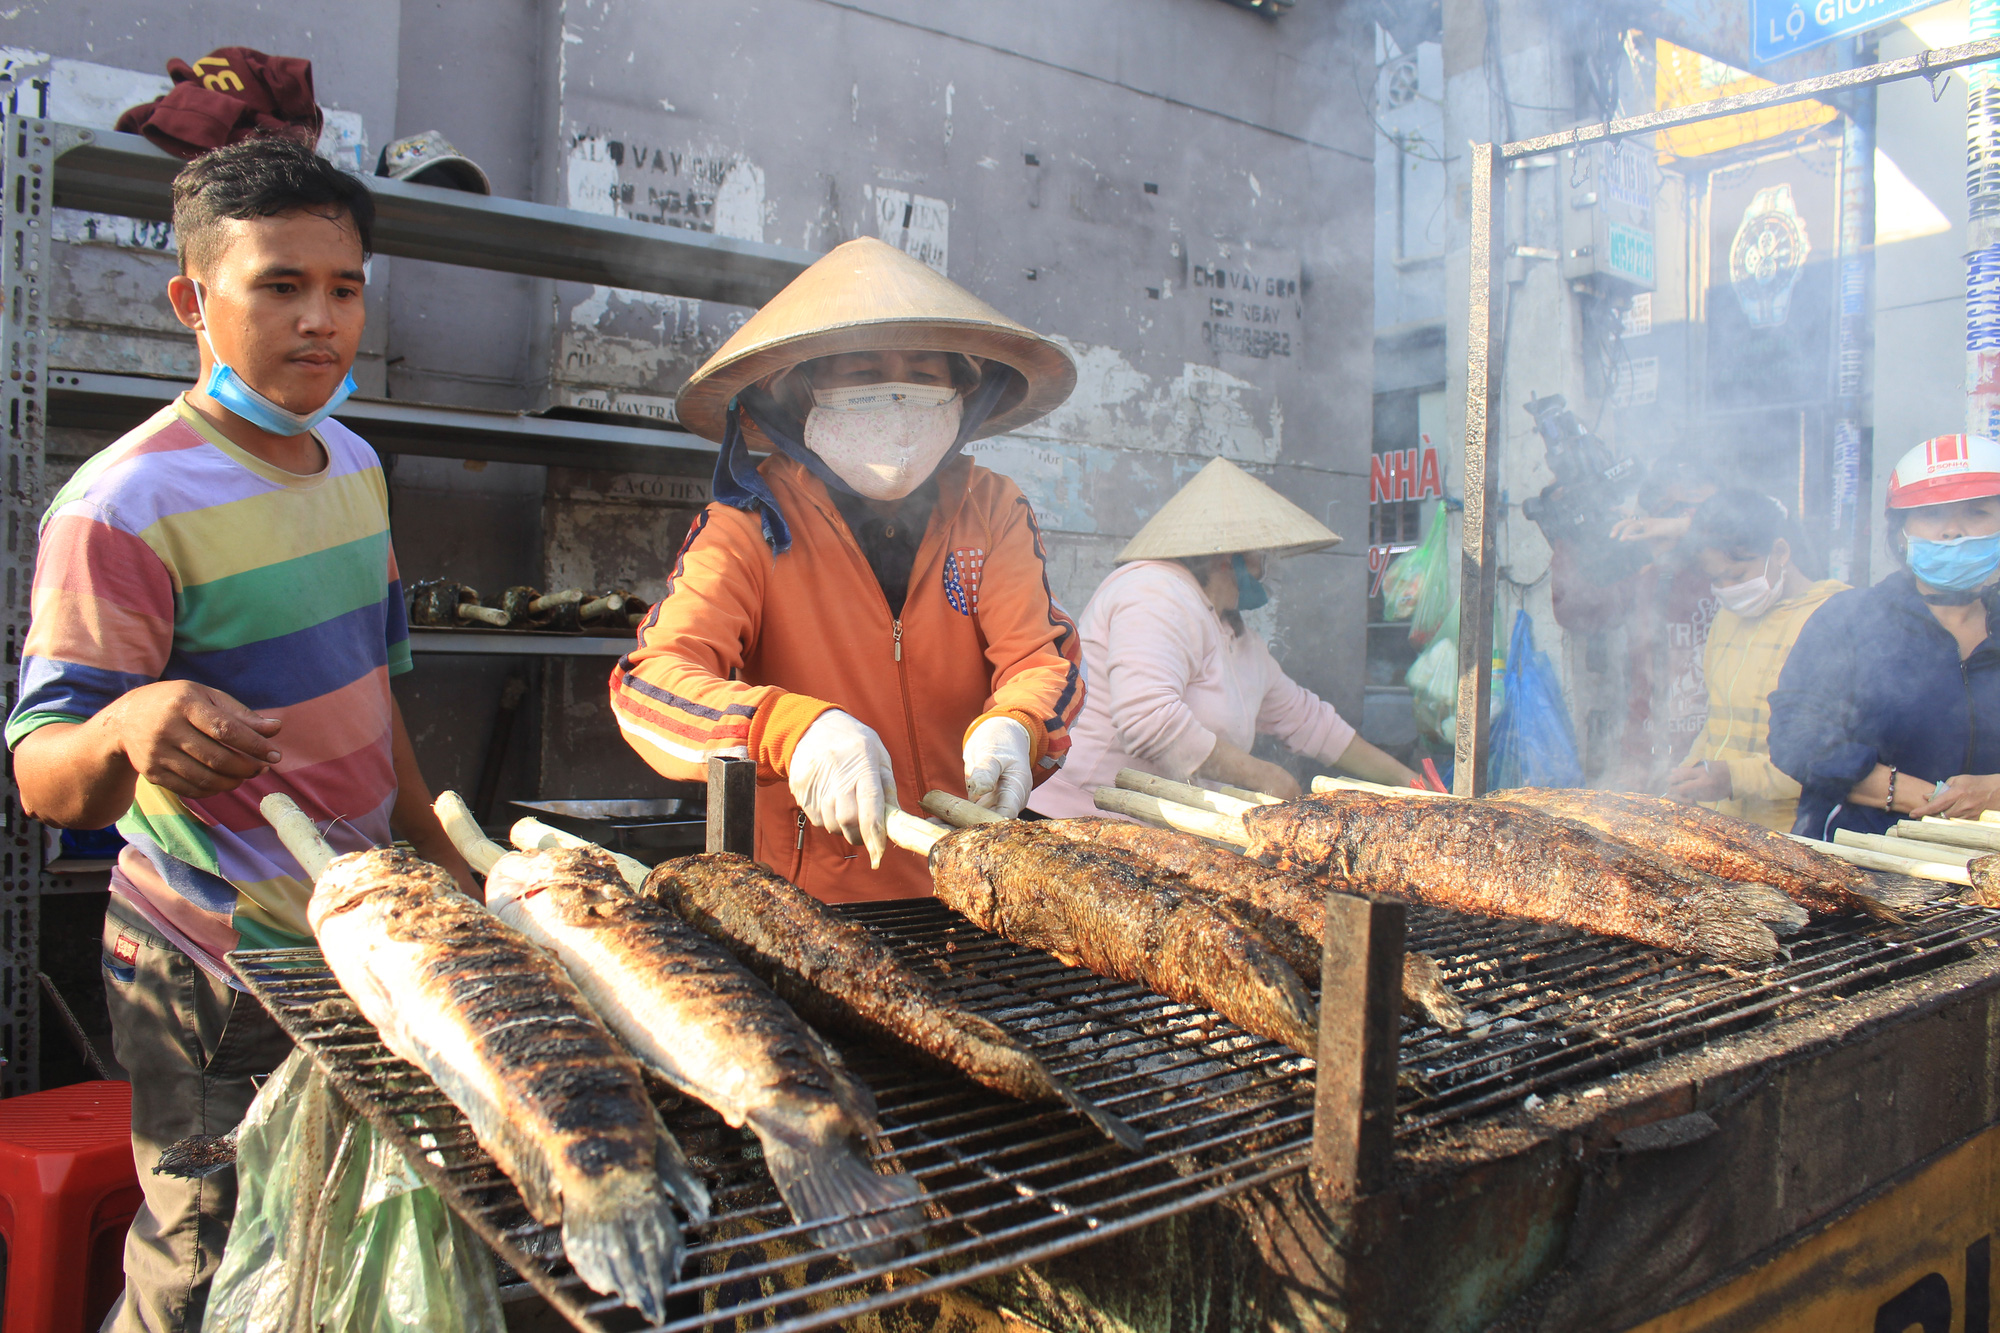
left=0, top=1080, right=140, bottom=1333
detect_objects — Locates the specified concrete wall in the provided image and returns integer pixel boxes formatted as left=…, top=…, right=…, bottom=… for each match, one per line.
left=5, top=0, right=1379, bottom=803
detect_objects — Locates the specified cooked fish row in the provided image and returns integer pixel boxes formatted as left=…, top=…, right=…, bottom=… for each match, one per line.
left=485, top=847, right=921, bottom=1265
left=308, top=847, right=706, bottom=1321
left=886, top=813, right=1322, bottom=1055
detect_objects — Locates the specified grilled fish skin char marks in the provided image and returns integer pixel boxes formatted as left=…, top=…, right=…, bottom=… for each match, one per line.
left=1042, top=818, right=1467, bottom=1031
left=643, top=853, right=1144, bottom=1152
left=920, top=821, right=1321, bottom=1055
left=308, top=848, right=706, bottom=1321
left=1240, top=793, right=1782, bottom=963
left=484, top=848, right=921, bottom=1265
left=1492, top=787, right=1912, bottom=920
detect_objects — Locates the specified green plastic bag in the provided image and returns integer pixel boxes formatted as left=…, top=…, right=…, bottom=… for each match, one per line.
left=1408, top=510, right=1456, bottom=649
left=1379, top=503, right=1450, bottom=630
left=204, top=1051, right=504, bottom=1333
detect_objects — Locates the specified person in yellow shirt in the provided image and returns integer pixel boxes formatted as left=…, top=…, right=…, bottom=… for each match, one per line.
left=1665, top=488, right=1847, bottom=829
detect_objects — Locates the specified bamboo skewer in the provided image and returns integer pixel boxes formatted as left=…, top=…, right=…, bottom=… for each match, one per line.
left=1113, top=769, right=1260, bottom=818
left=1310, top=774, right=1453, bottom=799
left=1836, top=830, right=1980, bottom=868
left=260, top=793, right=337, bottom=883
left=1898, top=819, right=2000, bottom=854
left=885, top=809, right=946, bottom=857
left=1789, top=834, right=1974, bottom=886
left=1091, top=788, right=1252, bottom=845
left=1210, top=782, right=1284, bottom=807
left=432, top=791, right=510, bottom=876
left=920, top=791, right=1003, bottom=826
left=508, top=817, right=650, bottom=889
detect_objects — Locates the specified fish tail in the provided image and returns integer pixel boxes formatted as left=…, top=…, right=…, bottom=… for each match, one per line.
left=1041, top=1066, right=1146, bottom=1152
left=1726, top=882, right=1809, bottom=935
left=1865, top=874, right=1943, bottom=916
left=1688, top=891, right=1780, bottom=962
left=654, top=1113, right=713, bottom=1223
left=1402, top=954, right=1469, bottom=1032
left=753, top=1113, right=924, bottom=1268
left=559, top=1183, right=683, bottom=1324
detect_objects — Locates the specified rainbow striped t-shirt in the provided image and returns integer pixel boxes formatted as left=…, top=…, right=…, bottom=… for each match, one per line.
left=6, top=398, right=411, bottom=978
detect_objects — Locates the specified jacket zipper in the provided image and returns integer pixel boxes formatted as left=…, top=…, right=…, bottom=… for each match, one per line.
left=1965, top=660, right=1978, bottom=776
left=789, top=809, right=807, bottom=881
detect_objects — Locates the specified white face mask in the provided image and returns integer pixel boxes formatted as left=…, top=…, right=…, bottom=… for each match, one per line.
left=802, top=381, right=963, bottom=500
left=1713, top=553, right=1783, bottom=619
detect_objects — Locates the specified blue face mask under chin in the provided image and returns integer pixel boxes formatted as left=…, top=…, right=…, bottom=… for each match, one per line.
left=1905, top=531, right=2000, bottom=597
left=192, top=283, right=355, bottom=437
left=1231, top=552, right=1270, bottom=611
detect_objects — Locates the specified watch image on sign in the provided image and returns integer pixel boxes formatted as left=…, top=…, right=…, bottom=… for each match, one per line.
left=1751, top=0, right=1935, bottom=65
left=1730, top=184, right=1812, bottom=328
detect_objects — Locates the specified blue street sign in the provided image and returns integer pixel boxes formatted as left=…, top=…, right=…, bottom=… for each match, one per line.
left=1752, top=0, right=1935, bottom=65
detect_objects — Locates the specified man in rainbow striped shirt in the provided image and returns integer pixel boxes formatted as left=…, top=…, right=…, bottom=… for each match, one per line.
left=7, top=137, right=472, bottom=1333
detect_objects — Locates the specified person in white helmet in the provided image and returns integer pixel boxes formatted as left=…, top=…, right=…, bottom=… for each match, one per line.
left=1769, top=435, right=2000, bottom=839
left=1029, top=457, right=1420, bottom=818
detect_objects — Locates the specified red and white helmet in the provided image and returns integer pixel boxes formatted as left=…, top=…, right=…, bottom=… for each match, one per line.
left=1887, top=435, right=2000, bottom=509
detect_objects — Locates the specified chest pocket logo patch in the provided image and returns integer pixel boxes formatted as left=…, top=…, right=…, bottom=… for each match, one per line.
left=943, top=548, right=986, bottom=615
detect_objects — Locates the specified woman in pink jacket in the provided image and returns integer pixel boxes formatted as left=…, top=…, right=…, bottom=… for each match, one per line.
left=1030, top=458, right=1419, bottom=816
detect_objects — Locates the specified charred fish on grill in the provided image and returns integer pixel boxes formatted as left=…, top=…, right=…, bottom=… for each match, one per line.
left=898, top=819, right=1321, bottom=1055
left=1238, top=792, right=1783, bottom=962
left=485, top=847, right=921, bottom=1264
left=1492, top=787, right=1920, bottom=919
left=1039, top=817, right=1468, bottom=1031
left=308, top=849, right=707, bottom=1320
left=643, top=852, right=1144, bottom=1151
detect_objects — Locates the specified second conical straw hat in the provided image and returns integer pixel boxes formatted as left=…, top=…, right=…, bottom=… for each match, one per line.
left=1116, top=457, right=1341, bottom=563
left=675, top=236, right=1076, bottom=443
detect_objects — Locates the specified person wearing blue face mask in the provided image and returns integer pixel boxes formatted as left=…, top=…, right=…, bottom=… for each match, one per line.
left=1769, top=435, right=2000, bottom=840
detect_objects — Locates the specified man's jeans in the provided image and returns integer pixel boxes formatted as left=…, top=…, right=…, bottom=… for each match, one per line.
left=98, top=896, right=292, bottom=1333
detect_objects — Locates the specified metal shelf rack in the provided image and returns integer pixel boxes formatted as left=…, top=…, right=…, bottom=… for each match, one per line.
left=0, top=116, right=814, bottom=1092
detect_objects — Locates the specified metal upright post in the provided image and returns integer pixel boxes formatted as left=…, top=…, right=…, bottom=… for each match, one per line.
left=1831, top=43, right=1876, bottom=585
left=1311, top=891, right=1406, bottom=1202
left=1453, top=140, right=1502, bottom=799
left=705, top=754, right=756, bottom=856
left=0, top=113, right=59, bottom=1095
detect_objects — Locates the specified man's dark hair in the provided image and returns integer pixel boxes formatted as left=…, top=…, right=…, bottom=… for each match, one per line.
left=171, top=135, right=375, bottom=277
left=1687, top=487, right=1789, bottom=560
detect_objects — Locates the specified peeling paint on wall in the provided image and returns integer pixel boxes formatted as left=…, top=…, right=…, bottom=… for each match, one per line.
left=1019, top=338, right=1282, bottom=464
left=866, top=185, right=949, bottom=274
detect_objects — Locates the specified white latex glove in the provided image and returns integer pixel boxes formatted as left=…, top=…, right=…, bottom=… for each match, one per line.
left=787, top=710, right=898, bottom=868
left=963, top=716, right=1033, bottom=818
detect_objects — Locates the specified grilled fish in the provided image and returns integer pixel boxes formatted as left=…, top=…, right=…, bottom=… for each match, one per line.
left=1492, top=787, right=1921, bottom=919
left=921, top=821, right=1321, bottom=1055
left=643, top=853, right=1143, bottom=1151
left=1042, top=818, right=1468, bottom=1031
left=484, top=848, right=920, bottom=1264
left=309, top=849, right=705, bottom=1320
left=1239, top=793, right=1782, bottom=962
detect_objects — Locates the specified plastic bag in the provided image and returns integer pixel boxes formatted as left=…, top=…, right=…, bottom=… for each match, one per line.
left=204, top=1050, right=504, bottom=1333
left=1488, top=610, right=1583, bottom=791
left=1407, top=505, right=1456, bottom=649
left=1377, top=505, right=1448, bottom=622
left=1406, top=635, right=1459, bottom=747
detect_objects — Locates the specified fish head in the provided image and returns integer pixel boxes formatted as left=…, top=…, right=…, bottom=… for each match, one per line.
left=482, top=850, right=542, bottom=916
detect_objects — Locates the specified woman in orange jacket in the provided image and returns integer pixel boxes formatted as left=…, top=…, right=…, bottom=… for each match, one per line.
left=611, top=237, right=1084, bottom=901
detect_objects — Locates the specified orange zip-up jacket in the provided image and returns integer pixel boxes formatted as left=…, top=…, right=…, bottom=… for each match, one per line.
left=610, top=451, right=1084, bottom=901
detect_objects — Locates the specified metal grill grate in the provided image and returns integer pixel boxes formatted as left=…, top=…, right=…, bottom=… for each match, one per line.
left=232, top=889, right=2000, bottom=1332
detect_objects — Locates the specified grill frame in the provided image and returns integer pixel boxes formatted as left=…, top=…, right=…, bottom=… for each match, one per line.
left=232, top=885, right=2000, bottom=1333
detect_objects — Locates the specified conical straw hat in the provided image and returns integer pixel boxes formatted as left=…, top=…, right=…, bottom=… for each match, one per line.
left=1116, top=457, right=1341, bottom=562
left=675, top=236, right=1077, bottom=443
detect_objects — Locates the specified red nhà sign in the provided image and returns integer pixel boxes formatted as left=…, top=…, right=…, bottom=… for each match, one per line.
left=1371, top=438, right=1445, bottom=504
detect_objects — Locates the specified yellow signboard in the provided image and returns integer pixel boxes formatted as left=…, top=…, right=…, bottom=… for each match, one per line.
left=1655, top=39, right=1839, bottom=161
left=1626, top=1123, right=2000, bottom=1332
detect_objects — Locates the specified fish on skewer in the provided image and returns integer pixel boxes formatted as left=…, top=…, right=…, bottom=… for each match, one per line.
left=1037, top=815, right=1468, bottom=1032
left=642, top=852, right=1145, bottom=1152
left=485, top=847, right=922, bottom=1264
left=884, top=813, right=1321, bottom=1055
left=1234, top=791, right=1783, bottom=962
left=306, top=846, right=707, bottom=1320
left=1492, top=787, right=1922, bottom=919
left=920, top=790, right=1467, bottom=1031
